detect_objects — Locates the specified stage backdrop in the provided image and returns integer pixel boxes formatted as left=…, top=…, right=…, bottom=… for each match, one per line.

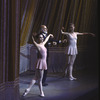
left=20, top=0, right=98, bottom=46
left=20, top=0, right=98, bottom=73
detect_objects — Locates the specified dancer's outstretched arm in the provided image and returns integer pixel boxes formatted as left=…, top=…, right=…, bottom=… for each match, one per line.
left=32, top=36, right=40, bottom=50
left=43, top=34, right=54, bottom=45
left=76, top=32, right=95, bottom=36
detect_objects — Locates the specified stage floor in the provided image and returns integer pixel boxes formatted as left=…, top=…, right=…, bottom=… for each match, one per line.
left=19, top=68, right=99, bottom=100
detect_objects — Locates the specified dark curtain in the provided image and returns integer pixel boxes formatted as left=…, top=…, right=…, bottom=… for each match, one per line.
left=0, top=0, right=20, bottom=100
left=20, top=0, right=98, bottom=47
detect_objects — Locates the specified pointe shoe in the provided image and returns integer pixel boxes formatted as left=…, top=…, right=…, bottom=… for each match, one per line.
left=69, top=77, right=77, bottom=81
left=22, top=89, right=30, bottom=97
left=40, top=94, right=45, bottom=97
left=40, top=92, right=45, bottom=97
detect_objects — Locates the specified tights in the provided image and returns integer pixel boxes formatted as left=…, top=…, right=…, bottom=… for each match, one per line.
left=27, top=69, right=44, bottom=95
left=65, top=55, right=76, bottom=78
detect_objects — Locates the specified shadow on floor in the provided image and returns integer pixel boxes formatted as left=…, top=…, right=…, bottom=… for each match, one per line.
left=19, top=68, right=99, bottom=100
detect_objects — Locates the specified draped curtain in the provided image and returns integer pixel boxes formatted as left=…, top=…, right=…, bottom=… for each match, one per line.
left=0, top=0, right=20, bottom=100
left=20, top=0, right=98, bottom=46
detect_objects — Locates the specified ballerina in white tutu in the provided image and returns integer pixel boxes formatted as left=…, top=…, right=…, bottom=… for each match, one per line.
left=61, top=23, right=95, bottom=80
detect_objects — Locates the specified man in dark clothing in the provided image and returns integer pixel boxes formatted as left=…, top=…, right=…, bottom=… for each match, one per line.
left=39, top=25, right=51, bottom=86
left=38, top=25, right=58, bottom=86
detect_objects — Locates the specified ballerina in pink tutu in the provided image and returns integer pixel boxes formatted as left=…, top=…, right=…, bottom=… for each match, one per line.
left=23, top=33, right=53, bottom=97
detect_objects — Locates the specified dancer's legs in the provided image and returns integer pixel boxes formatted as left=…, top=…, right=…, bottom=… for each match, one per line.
left=38, top=69, right=44, bottom=96
left=64, top=55, right=69, bottom=76
left=66, top=55, right=76, bottom=80
left=27, top=69, right=41, bottom=91
left=27, top=80, right=36, bottom=91
left=23, top=69, right=39, bottom=96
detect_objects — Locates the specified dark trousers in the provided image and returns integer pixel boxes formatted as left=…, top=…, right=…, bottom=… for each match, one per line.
left=42, top=53, right=49, bottom=83
left=42, top=70, right=48, bottom=83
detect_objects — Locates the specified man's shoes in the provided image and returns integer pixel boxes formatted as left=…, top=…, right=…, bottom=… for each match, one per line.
left=42, top=83, right=48, bottom=86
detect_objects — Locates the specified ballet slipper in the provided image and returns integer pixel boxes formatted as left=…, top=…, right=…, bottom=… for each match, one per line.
left=69, top=77, right=77, bottom=81
left=40, top=94, right=45, bottom=97
left=22, top=89, right=30, bottom=96
left=40, top=92, right=45, bottom=97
